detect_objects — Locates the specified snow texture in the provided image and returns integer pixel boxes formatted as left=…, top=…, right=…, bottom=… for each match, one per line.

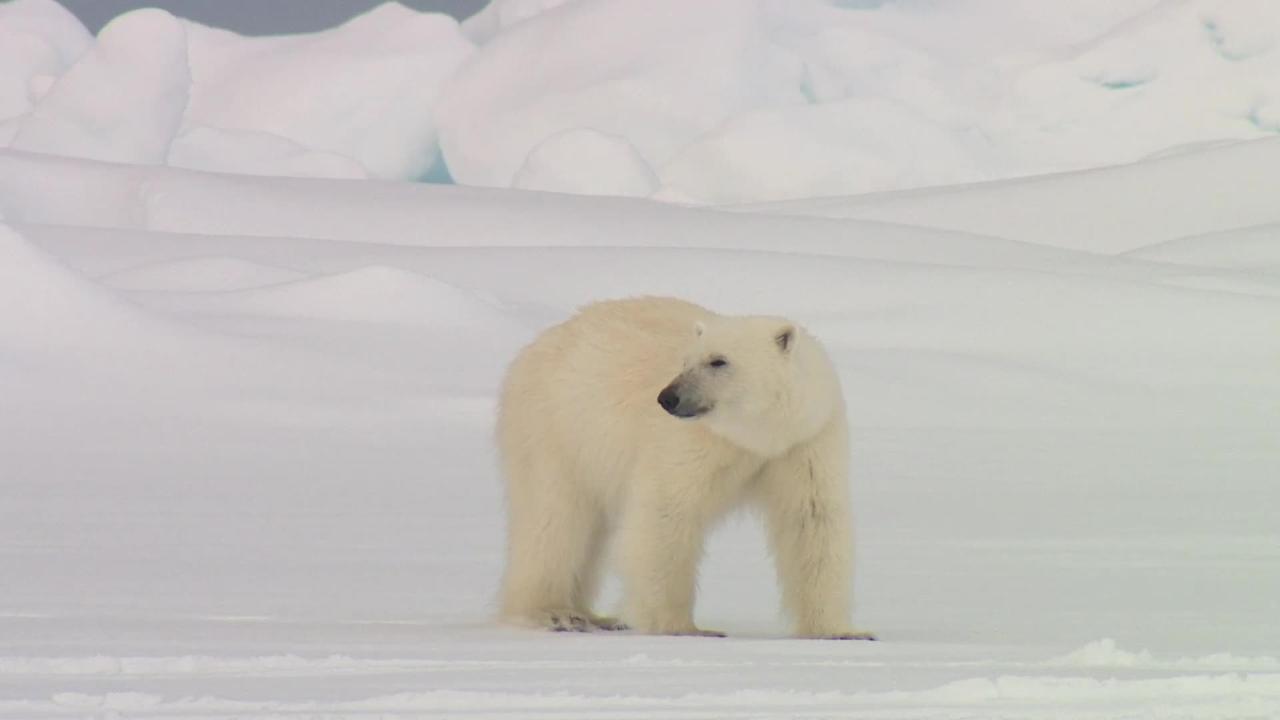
left=0, top=0, right=89, bottom=125
left=437, top=0, right=1280, bottom=202
left=5, top=0, right=1280, bottom=198
left=9, top=8, right=190, bottom=165
left=180, top=3, right=474, bottom=180
left=512, top=128, right=659, bottom=197
left=2, top=0, right=1280, bottom=718
left=1, top=0, right=473, bottom=180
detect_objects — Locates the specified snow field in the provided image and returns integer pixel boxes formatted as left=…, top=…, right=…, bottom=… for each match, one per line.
left=2, top=140, right=1280, bottom=716
left=2, top=0, right=1280, bottom=717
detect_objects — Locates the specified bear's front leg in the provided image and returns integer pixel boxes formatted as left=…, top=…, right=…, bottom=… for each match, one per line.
left=756, top=416, right=875, bottom=640
left=616, top=482, right=724, bottom=637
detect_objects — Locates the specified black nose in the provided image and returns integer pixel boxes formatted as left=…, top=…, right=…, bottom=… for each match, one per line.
left=657, top=386, right=680, bottom=413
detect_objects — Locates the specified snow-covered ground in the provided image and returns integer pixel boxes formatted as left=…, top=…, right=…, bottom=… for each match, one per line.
left=3, top=0, right=1280, bottom=718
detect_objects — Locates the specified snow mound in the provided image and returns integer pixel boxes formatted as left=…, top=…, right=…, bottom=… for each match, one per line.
left=0, top=149, right=151, bottom=229
left=0, top=0, right=91, bottom=121
left=167, top=127, right=368, bottom=180
left=1004, top=0, right=1280, bottom=171
left=99, top=256, right=309, bottom=293
left=1053, top=639, right=1280, bottom=672
left=171, top=265, right=514, bottom=328
left=656, top=97, right=981, bottom=204
left=743, top=136, right=1280, bottom=253
left=181, top=4, right=474, bottom=180
left=513, top=128, right=658, bottom=197
left=1125, top=224, right=1280, bottom=271
left=9, top=9, right=189, bottom=165
left=2, top=4, right=472, bottom=181
left=5, top=0, right=1280, bottom=199
left=435, top=0, right=808, bottom=189
left=1052, top=639, right=1157, bottom=668
left=461, top=0, right=577, bottom=44
left=0, top=222, right=151, bottom=350
left=439, top=0, right=1280, bottom=202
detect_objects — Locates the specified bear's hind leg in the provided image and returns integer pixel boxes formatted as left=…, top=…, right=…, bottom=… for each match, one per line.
left=500, top=455, right=604, bottom=632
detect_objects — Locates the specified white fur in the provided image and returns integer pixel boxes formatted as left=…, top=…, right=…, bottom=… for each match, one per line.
left=496, top=296, right=868, bottom=638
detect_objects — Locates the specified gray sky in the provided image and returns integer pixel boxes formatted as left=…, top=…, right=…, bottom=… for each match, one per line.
left=57, top=0, right=488, bottom=35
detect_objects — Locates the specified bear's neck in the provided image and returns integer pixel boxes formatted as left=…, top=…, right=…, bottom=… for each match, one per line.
left=702, top=333, right=841, bottom=458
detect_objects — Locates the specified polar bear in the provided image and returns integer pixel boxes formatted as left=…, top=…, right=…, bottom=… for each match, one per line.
left=496, top=297, right=871, bottom=639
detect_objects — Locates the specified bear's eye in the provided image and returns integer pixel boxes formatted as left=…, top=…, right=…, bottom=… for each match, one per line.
left=708, top=357, right=728, bottom=368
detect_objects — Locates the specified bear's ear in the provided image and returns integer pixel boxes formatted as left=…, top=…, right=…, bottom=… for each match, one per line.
left=775, top=325, right=795, bottom=354
left=694, top=321, right=705, bottom=337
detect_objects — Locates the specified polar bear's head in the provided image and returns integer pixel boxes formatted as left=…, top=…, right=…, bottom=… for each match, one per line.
left=657, top=314, right=839, bottom=456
